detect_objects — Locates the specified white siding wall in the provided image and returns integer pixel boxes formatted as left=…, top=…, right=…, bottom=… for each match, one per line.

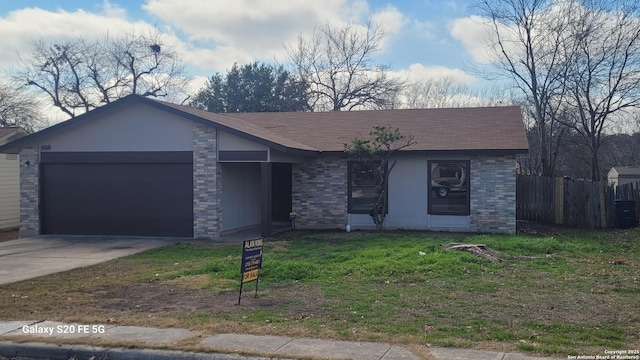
left=221, top=163, right=261, bottom=231
left=0, top=154, right=19, bottom=230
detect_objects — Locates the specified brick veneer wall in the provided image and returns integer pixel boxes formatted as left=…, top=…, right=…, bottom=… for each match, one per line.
left=19, top=146, right=39, bottom=237
left=193, top=123, right=222, bottom=238
left=470, top=154, right=517, bottom=234
left=292, top=156, right=348, bottom=228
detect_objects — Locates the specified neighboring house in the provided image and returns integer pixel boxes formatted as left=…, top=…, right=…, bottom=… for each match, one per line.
left=0, top=127, right=26, bottom=231
left=607, top=166, right=640, bottom=187
left=0, top=95, right=528, bottom=238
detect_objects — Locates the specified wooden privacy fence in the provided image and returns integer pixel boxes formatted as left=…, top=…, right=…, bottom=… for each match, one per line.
left=516, top=175, right=640, bottom=228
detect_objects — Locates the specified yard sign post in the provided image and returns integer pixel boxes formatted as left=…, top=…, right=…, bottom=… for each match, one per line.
left=238, top=238, right=263, bottom=305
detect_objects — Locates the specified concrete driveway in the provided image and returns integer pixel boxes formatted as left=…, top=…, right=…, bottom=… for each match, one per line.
left=0, top=236, right=180, bottom=285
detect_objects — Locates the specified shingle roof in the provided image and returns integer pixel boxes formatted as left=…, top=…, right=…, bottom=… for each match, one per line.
left=0, top=95, right=529, bottom=154
left=225, top=106, right=528, bottom=152
left=158, top=101, right=318, bottom=151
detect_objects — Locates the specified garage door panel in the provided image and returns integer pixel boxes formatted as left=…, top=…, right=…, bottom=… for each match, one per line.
left=42, top=162, right=193, bottom=237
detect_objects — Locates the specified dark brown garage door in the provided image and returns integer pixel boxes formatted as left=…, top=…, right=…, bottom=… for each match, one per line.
left=40, top=152, right=193, bottom=237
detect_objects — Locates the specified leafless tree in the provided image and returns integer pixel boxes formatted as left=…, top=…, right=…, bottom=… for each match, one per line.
left=401, top=77, right=509, bottom=108
left=474, top=0, right=578, bottom=177
left=0, top=81, right=45, bottom=133
left=15, top=28, right=188, bottom=118
left=403, top=77, right=468, bottom=109
left=599, top=133, right=640, bottom=173
left=287, top=21, right=405, bottom=111
left=559, top=0, right=640, bottom=180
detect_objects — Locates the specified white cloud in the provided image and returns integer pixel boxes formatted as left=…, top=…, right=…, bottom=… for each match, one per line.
left=0, top=1, right=408, bottom=77
left=449, top=15, right=494, bottom=64
left=187, top=75, right=210, bottom=95
left=142, top=0, right=403, bottom=66
left=101, top=0, right=127, bottom=18
left=143, top=0, right=352, bottom=59
left=393, top=63, right=477, bottom=85
left=372, top=5, right=406, bottom=35
left=178, top=46, right=253, bottom=73
left=371, top=5, right=406, bottom=50
left=450, top=2, right=598, bottom=66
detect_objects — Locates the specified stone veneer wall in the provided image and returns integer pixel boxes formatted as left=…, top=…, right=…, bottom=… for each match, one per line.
left=469, top=154, right=517, bottom=234
left=292, top=156, right=348, bottom=228
left=19, top=146, right=39, bottom=237
left=193, top=122, right=222, bottom=238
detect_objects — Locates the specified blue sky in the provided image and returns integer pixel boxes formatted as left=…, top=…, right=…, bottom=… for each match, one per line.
left=0, top=0, right=492, bottom=115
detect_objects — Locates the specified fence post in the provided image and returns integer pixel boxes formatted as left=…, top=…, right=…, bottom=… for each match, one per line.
left=555, top=177, right=564, bottom=225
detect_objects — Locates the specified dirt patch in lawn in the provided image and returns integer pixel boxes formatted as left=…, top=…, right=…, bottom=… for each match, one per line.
left=93, top=280, right=328, bottom=315
left=81, top=277, right=339, bottom=337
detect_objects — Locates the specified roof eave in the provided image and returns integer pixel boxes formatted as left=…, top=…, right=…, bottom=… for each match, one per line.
left=318, top=148, right=529, bottom=155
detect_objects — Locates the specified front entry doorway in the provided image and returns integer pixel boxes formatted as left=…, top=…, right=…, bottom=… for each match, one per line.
left=271, top=163, right=292, bottom=222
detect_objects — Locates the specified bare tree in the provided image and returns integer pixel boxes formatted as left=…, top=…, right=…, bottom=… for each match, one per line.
left=559, top=0, right=640, bottom=180
left=599, top=133, right=640, bottom=172
left=401, top=77, right=509, bottom=108
left=111, top=31, right=187, bottom=99
left=0, top=81, right=45, bottom=133
left=403, top=77, right=468, bottom=109
left=287, top=21, right=404, bottom=111
left=15, top=28, right=188, bottom=118
left=474, top=0, right=578, bottom=177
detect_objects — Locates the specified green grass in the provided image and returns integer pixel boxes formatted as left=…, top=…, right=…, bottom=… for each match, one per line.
left=122, top=228, right=640, bottom=354
left=1, top=227, right=638, bottom=355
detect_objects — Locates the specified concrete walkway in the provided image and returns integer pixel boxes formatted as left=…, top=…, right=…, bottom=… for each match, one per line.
left=0, top=320, right=564, bottom=360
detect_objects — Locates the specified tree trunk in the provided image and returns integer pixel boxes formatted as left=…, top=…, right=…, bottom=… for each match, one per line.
left=590, top=145, right=600, bottom=181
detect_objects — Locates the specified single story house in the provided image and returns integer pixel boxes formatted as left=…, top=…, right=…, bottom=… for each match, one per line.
left=0, top=95, right=528, bottom=238
left=607, top=166, right=640, bottom=188
left=0, top=127, right=26, bottom=231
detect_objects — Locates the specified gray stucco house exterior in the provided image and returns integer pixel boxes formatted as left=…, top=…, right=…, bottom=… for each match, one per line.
left=0, top=95, right=528, bottom=238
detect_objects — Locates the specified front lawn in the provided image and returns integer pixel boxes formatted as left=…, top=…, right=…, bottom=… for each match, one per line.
left=1, top=227, right=638, bottom=356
